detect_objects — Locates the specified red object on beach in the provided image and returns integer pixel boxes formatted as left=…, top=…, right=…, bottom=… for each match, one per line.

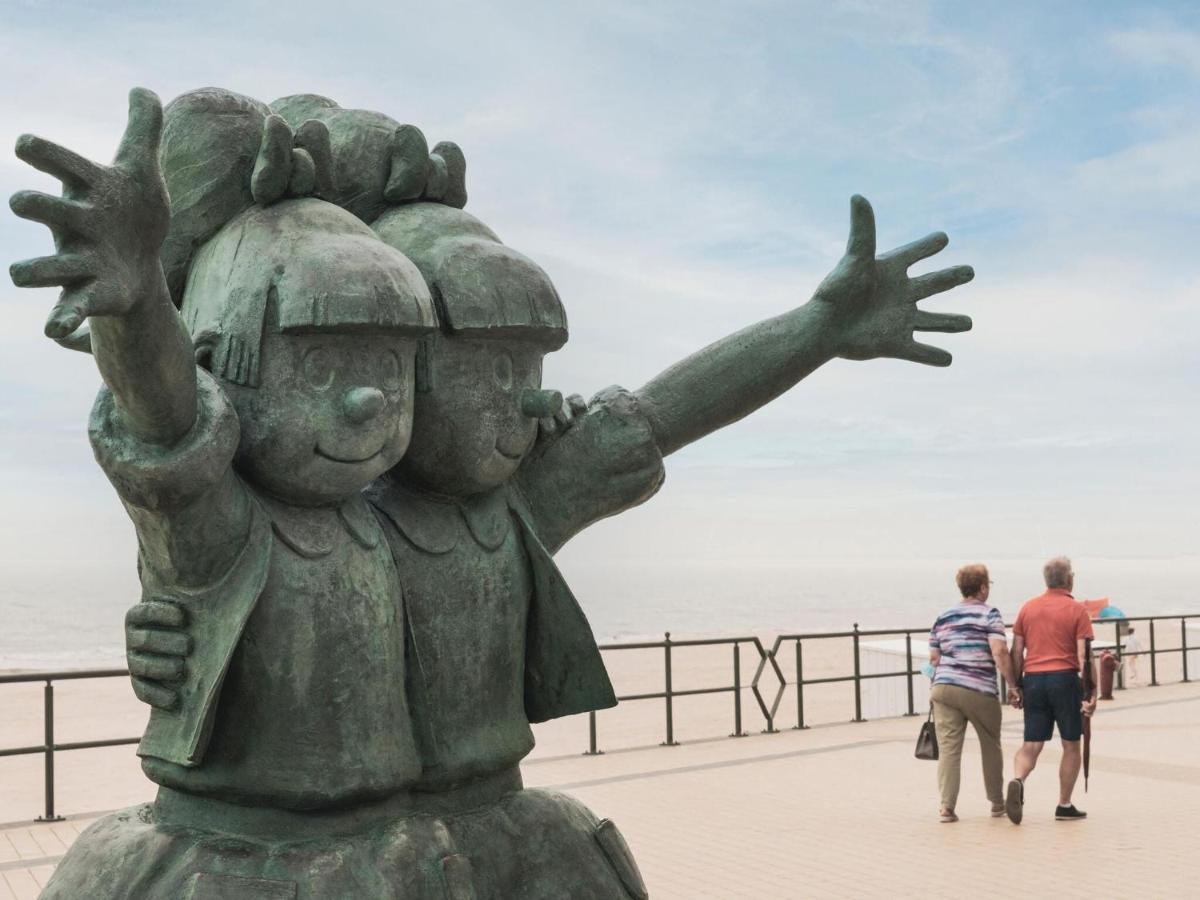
left=1099, top=651, right=1117, bottom=700
left=1081, top=598, right=1110, bottom=620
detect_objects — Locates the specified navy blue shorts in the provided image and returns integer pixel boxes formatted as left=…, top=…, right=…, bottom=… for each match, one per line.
left=1023, top=670, right=1083, bottom=742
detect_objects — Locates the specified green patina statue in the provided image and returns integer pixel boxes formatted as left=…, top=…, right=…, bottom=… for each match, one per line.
left=10, top=87, right=973, bottom=899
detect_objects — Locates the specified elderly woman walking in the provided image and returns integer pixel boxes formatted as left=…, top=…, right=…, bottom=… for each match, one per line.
left=928, top=564, right=1019, bottom=822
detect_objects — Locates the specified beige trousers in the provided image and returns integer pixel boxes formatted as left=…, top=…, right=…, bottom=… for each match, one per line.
left=930, top=683, right=1004, bottom=812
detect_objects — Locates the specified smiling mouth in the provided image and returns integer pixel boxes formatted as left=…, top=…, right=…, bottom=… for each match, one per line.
left=494, top=444, right=525, bottom=461
left=315, top=445, right=384, bottom=465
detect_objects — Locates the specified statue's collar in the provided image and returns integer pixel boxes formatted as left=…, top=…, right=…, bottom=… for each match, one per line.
left=365, top=480, right=510, bottom=554
left=255, top=491, right=380, bottom=559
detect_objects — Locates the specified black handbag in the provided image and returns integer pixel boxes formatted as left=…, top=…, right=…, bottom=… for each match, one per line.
left=914, top=704, right=938, bottom=761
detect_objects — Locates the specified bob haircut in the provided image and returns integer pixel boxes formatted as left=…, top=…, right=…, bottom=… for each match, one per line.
left=372, top=203, right=567, bottom=351
left=182, top=198, right=436, bottom=387
left=956, top=563, right=990, bottom=599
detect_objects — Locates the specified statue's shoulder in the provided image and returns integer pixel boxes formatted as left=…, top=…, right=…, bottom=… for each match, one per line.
left=364, top=480, right=460, bottom=555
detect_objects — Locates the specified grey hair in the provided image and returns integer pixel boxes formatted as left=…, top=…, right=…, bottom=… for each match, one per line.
left=1043, top=556, right=1073, bottom=589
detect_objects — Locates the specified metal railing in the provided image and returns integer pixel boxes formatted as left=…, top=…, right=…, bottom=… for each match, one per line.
left=0, top=668, right=138, bottom=822
left=584, top=633, right=784, bottom=753
left=764, top=614, right=1196, bottom=731
left=2, top=614, right=1195, bottom=822
left=1098, top=614, right=1197, bottom=689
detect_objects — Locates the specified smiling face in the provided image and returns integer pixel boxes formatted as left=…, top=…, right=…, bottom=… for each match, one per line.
left=394, top=336, right=549, bottom=497
left=179, top=199, right=436, bottom=507
left=223, top=330, right=417, bottom=506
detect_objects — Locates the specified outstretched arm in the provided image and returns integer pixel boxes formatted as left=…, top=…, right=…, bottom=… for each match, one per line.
left=634, top=195, right=973, bottom=457
left=10, top=88, right=195, bottom=446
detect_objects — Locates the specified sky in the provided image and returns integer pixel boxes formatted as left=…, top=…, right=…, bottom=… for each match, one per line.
left=0, top=0, right=1197, bottom=635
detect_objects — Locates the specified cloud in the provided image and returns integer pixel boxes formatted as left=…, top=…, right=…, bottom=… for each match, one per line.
left=1076, top=127, right=1200, bottom=199
left=1108, top=26, right=1200, bottom=77
left=1, top=0, right=1198, bottom=594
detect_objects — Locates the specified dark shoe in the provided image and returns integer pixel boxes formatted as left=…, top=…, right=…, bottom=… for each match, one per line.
left=1005, top=779, right=1023, bottom=824
left=1055, top=804, right=1087, bottom=820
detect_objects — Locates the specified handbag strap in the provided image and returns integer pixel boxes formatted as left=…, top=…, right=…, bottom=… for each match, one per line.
left=926, top=702, right=935, bottom=723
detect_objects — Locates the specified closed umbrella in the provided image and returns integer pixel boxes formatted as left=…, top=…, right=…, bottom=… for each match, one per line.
left=1082, top=638, right=1094, bottom=791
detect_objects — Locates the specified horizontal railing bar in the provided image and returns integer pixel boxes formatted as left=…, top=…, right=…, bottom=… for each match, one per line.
left=598, top=637, right=761, bottom=651
left=795, top=671, right=916, bottom=687
left=617, top=691, right=666, bottom=702
left=614, top=685, right=739, bottom=703
left=55, top=737, right=141, bottom=752
left=0, top=668, right=129, bottom=685
left=0, top=736, right=140, bottom=758
left=0, top=744, right=46, bottom=758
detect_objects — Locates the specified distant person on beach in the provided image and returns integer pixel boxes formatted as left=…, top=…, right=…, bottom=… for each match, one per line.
left=1123, top=626, right=1143, bottom=682
left=928, top=563, right=1018, bottom=823
left=1005, top=556, right=1096, bottom=824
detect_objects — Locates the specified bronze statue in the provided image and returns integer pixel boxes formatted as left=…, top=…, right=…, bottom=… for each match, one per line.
left=11, top=87, right=973, bottom=899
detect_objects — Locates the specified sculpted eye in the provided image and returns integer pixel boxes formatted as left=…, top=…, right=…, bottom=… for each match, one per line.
left=303, top=347, right=335, bottom=391
left=493, top=352, right=513, bottom=391
left=381, top=349, right=403, bottom=393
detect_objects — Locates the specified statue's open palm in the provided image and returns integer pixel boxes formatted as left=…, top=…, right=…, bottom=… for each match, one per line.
left=9, top=88, right=169, bottom=339
left=815, top=195, right=973, bottom=366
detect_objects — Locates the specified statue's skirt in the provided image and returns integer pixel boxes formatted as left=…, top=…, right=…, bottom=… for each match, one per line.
left=39, top=769, right=647, bottom=899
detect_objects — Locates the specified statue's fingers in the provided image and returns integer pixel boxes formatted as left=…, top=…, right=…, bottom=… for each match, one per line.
left=128, top=650, right=184, bottom=682
left=10, top=253, right=92, bottom=289
left=53, top=322, right=93, bottom=354
left=896, top=341, right=953, bottom=367
left=251, top=114, right=293, bottom=205
left=131, top=677, right=178, bottom=711
left=9, top=191, right=91, bottom=235
left=127, top=627, right=191, bottom=657
left=909, top=265, right=974, bottom=301
left=538, top=416, right=558, bottom=438
left=297, top=119, right=337, bottom=198
left=566, top=394, right=588, bottom=418
left=845, top=194, right=876, bottom=262
left=114, top=87, right=164, bottom=175
left=913, top=311, right=972, bottom=334
left=14, top=134, right=104, bottom=187
left=125, top=599, right=186, bottom=629
left=879, top=231, right=949, bottom=268
left=43, top=288, right=95, bottom=340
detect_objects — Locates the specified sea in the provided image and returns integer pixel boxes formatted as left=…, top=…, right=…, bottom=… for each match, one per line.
left=2, top=555, right=1197, bottom=670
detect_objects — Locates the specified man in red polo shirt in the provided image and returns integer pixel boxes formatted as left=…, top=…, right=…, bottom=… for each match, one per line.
left=1005, top=556, right=1096, bottom=824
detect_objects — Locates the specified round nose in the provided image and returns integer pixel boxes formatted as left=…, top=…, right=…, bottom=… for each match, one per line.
left=343, top=387, right=386, bottom=424
left=520, top=388, right=563, bottom=419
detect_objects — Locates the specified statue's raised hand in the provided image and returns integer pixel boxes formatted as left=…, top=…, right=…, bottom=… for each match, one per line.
left=814, top=195, right=973, bottom=367
left=9, top=88, right=169, bottom=339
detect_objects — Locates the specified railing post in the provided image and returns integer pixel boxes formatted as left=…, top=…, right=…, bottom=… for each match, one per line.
left=852, top=623, right=864, bottom=723
left=1148, top=620, right=1158, bottom=686
left=731, top=643, right=745, bottom=737
left=905, top=632, right=916, bottom=716
left=36, top=680, right=63, bottom=822
left=1182, top=618, right=1189, bottom=683
left=585, top=710, right=602, bottom=755
left=795, top=639, right=807, bottom=730
left=662, top=632, right=677, bottom=746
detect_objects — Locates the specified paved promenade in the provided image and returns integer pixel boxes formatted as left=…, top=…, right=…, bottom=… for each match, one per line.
left=2, top=658, right=1197, bottom=898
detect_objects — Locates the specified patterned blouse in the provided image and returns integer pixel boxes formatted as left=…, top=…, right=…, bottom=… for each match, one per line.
left=929, top=602, right=1007, bottom=696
